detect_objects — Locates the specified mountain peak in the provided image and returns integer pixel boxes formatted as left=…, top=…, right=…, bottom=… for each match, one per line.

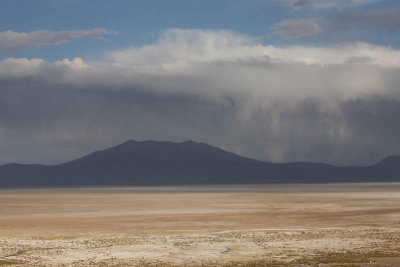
left=1, top=140, right=400, bottom=186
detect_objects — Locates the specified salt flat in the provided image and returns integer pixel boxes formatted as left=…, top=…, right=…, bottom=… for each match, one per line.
left=1, top=183, right=400, bottom=266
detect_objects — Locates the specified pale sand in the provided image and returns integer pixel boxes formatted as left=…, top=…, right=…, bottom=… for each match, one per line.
left=1, top=183, right=400, bottom=266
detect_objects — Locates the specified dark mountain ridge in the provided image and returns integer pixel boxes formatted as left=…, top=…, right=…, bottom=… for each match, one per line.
left=0, top=140, right=399, bottom=186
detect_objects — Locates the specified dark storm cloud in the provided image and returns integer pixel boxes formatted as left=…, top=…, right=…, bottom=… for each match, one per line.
left=341, top=97, right=400, bottom=152
left=2, top=81, right=400, bottom=166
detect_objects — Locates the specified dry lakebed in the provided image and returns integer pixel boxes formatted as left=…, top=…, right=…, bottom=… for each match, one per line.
left=1, top=183, right=400, bottom=266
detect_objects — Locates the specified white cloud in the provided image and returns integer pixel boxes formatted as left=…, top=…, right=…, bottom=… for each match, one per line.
left=0, top=29, right=114, bottom=55
left=109, top=29, right=400, bottom=69
left=2, top=29, right=400, bottom=103
left=109, top=29, right=256, bottom=72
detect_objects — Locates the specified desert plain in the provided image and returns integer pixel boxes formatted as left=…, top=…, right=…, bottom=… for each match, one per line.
left=1, top=183, right=400, bottom=266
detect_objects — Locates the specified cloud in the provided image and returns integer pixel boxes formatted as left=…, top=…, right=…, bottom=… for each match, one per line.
left=0, top=29, right=114, bottom=55
left=271, top=5, right=400, bottom=44
left=281, top=0, right=382, bottom=9
left=292, top=0, right=311, bottom=7
left=1, top=29, right=400, bottom=165
left=272, top=18, right=323, bottom=39
left=296, top=5, right=400, bottom=44
left=330, top=5, right=400, bottom=31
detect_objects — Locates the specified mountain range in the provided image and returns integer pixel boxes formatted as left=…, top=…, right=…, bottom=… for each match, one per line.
left=0, top=140, right=399, bottom=186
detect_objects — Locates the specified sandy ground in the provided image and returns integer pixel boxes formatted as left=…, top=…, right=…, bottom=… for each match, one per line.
left=1, top=183, right=400, bottom=266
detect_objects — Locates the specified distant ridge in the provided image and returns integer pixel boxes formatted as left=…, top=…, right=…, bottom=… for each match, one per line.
left=0, top=140, right=399, bottom=186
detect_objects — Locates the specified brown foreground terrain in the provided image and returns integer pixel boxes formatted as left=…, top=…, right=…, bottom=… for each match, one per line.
left=1, top=183, right=400, bottom=266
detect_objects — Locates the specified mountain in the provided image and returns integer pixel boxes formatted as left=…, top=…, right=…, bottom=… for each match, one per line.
left=0, top=140, right=399, bottom=186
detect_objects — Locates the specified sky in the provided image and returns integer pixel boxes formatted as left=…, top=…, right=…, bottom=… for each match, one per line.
left=1, top=0, right=400, bottom=166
